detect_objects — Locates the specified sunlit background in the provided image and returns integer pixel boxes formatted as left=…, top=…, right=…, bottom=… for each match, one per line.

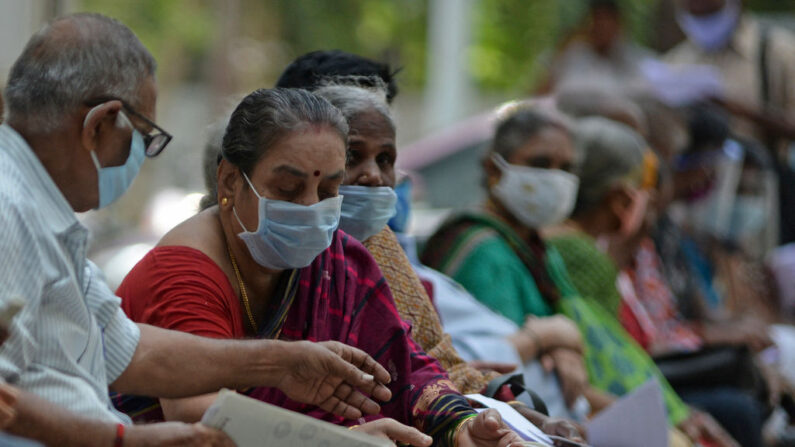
left=0, top=0, right=793, bottom=287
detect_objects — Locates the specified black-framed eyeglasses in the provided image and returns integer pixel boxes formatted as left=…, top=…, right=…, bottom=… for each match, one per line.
left=84, top=96, right=172, bottom=157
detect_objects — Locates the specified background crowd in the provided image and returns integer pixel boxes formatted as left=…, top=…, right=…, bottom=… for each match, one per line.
left=1, top=0, right=795, bottom=446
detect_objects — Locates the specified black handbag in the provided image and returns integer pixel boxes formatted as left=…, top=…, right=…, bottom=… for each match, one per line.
left=654, top=345, right=766, bottom=396
left=484, top=373, right=550, bottom=416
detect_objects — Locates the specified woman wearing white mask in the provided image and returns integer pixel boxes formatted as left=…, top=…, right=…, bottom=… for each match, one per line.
left=422, top=104, right=735, bottom=447
left=115, top=88, right=524, bottom=447
left=312, top=81, right=587, bottom=442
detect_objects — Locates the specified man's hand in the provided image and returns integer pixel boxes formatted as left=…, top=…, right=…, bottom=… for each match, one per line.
left=274, top=340, right=392, bottom=420
left=125, top=422, right=235, bottom=447
left=468, top=361, right=518, bottom=374
left=351, top=418, right=432, bottom=446
left=510, top=403, right=586, bottom=443
left=528, top=316, right=583, bottom=353
left=0, top=382, right=18, bottom=429
left=541, top=349, right=588, bottom=406
left=455, top=409, right=524, bottom=447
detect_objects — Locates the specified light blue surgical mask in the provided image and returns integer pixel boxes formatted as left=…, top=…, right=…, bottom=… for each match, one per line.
left=338, top=185, right=397, bottom=241
left=234, top=172, right=342, bottom=270
left=89, top=111, right=146, bottom=209
left=388, top=178, right=413, bottom=234
left=677, top=0, right=740, bottom=52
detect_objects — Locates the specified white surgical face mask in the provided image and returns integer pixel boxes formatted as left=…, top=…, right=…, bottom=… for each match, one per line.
left=490, top=153, right=580, bottom=228
left=338, top=185, right=397, bottom=242
left=234, top=172, right=342, bottom=270
left=676, top=0, right=740, bottom=52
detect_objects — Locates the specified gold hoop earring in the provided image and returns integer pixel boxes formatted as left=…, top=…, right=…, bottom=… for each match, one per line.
left=221, top=197, right=228, bottom=206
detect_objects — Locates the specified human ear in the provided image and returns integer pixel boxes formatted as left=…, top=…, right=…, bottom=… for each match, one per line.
left=482, top=155, right=502, bottom=189
left=217, top=159, right=242, bottom=206
left=80, top=101, right=123, bottom=155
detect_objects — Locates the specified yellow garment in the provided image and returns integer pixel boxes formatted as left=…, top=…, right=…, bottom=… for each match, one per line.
left=363, top=227, right=498, bottom=394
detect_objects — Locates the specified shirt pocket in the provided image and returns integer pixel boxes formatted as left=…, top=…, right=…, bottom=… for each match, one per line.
left=44, top=277, right=95, bottom=367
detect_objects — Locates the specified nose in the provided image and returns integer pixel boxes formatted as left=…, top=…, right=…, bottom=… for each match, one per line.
left=294, top=191, right=321, bottom=207
left=353, top=160, right=384, bottom=187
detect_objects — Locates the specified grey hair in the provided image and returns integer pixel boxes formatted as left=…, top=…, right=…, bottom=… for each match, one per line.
left=490, top=101, right=573, bottom=160
left=199, top=120, right=227, bottom=211
left=4, top=13, right=156, bottom=133
left=313, top=77, right=394, bottom=131
left=572, top=117, right=648, bottom=215
left=220, top=87, right=348, bottom=186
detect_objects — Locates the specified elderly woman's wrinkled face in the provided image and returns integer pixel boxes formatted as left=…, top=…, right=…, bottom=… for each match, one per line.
left=505, top=126, right=575, bottom=173
left=343, top=108, right=397, bottom=188
left=233, top=125, right=346, bottom=230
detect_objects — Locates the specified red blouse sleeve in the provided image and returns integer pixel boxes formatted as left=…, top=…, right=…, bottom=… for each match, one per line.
left=117, top=246, right=246, bottom=339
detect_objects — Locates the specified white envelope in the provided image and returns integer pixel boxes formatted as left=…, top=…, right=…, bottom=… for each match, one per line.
left=201, top=390, right=392, bottom=447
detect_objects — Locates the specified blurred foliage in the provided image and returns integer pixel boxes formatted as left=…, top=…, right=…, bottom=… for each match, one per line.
left=79, top=0, right=217, bottom=83
left=76, top=0, right=795, bottom=92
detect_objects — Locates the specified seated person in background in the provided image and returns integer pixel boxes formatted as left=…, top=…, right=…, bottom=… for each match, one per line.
left=117, top=87, right=523, bottom=447
left=546, top=116, right=761, bottom=447
left=0, top=13, right=390, bottom=447
left=421, top=103, right=736, bottom=447
left=273, top=49, right=584, bottom=441
left=312, top=81, right=585, bottom=442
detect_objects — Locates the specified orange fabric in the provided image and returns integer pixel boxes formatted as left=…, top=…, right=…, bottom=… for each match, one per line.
left=363, top=227, right=499, bottom=394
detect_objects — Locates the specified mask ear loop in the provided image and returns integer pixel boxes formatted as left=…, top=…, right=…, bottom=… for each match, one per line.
left=84, top=105, right=105, bottom=171
left=234, top=171, right=263, bottom=233
left=232, top=206, right=252, bottom=233
left=241, top=171, right=264, bottom=200
left=491, top=152, right=510, bottom=171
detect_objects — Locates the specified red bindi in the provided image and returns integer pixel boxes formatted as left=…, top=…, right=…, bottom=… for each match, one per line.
left=313, top=170, right=320, bottom=177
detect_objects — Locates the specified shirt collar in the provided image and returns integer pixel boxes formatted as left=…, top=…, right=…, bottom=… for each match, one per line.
left=727, top=17, right=757, bottom=58
left=0, top=124, right=82, bottom=234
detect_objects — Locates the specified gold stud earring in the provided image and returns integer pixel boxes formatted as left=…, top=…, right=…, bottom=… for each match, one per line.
left=221, top=197, right=228, bottom=206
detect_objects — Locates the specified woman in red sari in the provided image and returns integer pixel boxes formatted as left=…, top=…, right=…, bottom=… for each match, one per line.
left=117, top=88, right=522, bottom=447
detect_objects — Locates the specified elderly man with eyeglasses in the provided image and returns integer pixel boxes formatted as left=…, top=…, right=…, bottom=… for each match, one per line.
left=0, top=13, right=393, bottom=447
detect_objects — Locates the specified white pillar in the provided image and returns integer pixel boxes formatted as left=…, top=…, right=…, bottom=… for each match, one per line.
left=424, top=0, right=474, bottom=132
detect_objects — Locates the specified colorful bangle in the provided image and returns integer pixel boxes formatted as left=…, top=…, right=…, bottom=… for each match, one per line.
left=114, top=423, right=125, bottom=447
left=451, top=414, right=477, bottom=447
left=348, top=424, right=360, bottom=430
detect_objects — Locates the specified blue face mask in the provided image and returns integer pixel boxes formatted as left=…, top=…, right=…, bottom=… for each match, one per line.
left=234, top=172, right=342, bottom=270
left=338, top=185, right=397, bottom=241
left=677, top=0, right=740, bottom=52
left=89, top=112, right=146, bottom=209
left=388, top=178, right=412, bottom=234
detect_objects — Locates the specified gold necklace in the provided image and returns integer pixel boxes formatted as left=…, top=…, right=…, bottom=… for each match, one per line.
left=227, top=246, right=258, bottom=333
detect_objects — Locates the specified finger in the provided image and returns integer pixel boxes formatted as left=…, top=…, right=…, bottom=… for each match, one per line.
left=333, top=357, right=392, bottom=403
left=0, top=386, right=17, bottom=406
left=469, top=361, right=519, bottom=374
left=476, top=408, right=503, bottom=432
left=541, top=354, right=555, bottom=372
left=0, top=405, right=15, bottom=428
left=336, top=343, right=392, bottom=385
left=319, top=394, right=363, bottom=420
left=379, top=420, right=433, bottom=446
left=334, top=383, right=381, bottom=416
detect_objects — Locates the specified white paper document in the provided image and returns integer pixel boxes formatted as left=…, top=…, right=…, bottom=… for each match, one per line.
left=585, top=379, right=669, bottom=447
left=465, top=393, right=553, bottom=445
left=201, top=389, right=392, bottom=447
